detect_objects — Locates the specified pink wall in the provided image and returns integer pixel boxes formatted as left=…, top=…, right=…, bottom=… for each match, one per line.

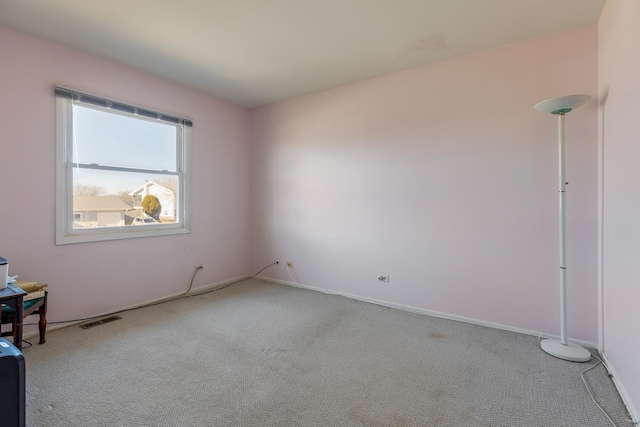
left=250, top=25, right=599, bottom=342
left=599, top=0, right=640, bottom=417
left=0, top=26, right=251, bottom=323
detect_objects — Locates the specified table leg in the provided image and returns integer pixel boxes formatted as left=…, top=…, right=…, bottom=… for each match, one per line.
left=38, top=297, right=47, bottom=344
left=15, top=298, right=23, bottom=350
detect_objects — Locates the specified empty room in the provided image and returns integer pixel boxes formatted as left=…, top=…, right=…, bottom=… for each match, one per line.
left=0, top=0, right=638, bottom=426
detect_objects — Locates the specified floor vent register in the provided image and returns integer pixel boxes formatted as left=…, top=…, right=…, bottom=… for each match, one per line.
left=79, top=316, right=122, bottom=330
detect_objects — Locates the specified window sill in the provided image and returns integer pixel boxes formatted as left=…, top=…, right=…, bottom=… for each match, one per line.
left=55, top=225, right=191, bottom=245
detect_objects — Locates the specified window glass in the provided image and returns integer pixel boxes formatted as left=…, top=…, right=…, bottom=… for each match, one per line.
left=72, top=105, right=177, bottom=171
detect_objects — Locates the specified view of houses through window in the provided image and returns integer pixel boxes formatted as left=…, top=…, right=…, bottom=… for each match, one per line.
left=72, top=178, right=178, bottom=229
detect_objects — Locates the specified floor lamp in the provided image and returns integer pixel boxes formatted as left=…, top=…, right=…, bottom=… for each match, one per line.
left=534, top=94, right=592, bottom=362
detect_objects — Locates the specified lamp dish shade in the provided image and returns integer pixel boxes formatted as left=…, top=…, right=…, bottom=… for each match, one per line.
left=534, top=94, right=591, bottom=115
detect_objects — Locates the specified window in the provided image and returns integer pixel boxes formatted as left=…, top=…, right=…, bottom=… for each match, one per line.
left=56, top=86, right=191, bottom=244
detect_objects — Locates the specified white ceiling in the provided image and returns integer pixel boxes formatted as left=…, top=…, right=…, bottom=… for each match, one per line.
left=0, top=0, right=606, bottom=109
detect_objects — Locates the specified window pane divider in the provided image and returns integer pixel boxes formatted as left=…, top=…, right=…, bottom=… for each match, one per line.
left=73, top=163, right=180, bottom=176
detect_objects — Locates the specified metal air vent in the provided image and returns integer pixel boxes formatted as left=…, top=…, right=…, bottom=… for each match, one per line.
left=79, top=315, right=122, bottom=329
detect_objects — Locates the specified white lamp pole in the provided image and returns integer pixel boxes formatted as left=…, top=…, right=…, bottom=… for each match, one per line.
left=534, top=94, right=591, bottom=363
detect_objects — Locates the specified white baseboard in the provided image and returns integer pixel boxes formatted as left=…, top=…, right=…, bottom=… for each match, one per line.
left=255, top=275, right=598, bottom=350
left=597, top=348, right=640, bottom=424
left=22, top=274, right=250, bottom=341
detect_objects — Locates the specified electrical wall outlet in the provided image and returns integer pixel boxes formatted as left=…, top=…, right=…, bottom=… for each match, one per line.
left=286, top=261, right=294, bottom=268
left=378, top=275, right=389, bottom=282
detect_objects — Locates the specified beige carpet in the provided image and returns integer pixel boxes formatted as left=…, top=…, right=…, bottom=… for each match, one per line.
left=22, top=279, right=631, bottom=426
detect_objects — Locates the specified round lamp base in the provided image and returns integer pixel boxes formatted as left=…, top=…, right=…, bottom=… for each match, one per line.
left=540, top=338, right=591, bottom=362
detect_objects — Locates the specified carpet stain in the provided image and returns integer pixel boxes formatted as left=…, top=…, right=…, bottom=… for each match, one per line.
left=427, top=332, right=445, bottom=340
left=260, top=347, right=287, bottom=355
left=430, top=389, right=448, bottom=400
left=346, top=408, right=412, bottom=427
left=38, top=404, right=55, bottom=413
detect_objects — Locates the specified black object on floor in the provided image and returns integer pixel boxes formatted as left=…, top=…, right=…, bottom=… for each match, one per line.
left=0, top=337, right=25, bottom=427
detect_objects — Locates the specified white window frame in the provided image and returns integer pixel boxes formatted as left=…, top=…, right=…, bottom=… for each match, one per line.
left=55, top=85, right=192, bottom=245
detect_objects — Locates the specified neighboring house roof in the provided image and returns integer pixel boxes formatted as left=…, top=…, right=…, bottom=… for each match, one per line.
left=154, top=180, right=177, bottom=193
left=73, top=195, right=132, bottom=211
left=129, top=180, right=176, bottom=196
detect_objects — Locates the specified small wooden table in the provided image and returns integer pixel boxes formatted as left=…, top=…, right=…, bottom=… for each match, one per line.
left=0, top=284, right=27, bottom=350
